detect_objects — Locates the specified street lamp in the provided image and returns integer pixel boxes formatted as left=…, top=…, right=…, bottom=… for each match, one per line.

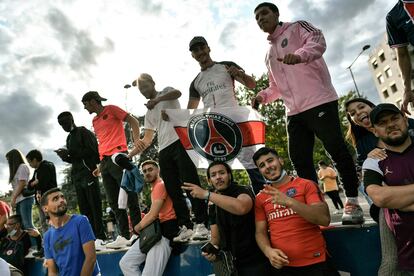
left=347, top=44, right=370, bottom=97
left=124, top=84, right=131, bottom=111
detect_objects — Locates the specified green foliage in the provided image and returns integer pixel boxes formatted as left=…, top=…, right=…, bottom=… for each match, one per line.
left=236, top=74, right=292, bottom=170
left=60, top=166, right=79, bottom=212
left=60, top=165, right=107, bottom=214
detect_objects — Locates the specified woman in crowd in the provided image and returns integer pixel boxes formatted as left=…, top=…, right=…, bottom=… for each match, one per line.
left=5, top=149, right=35, bottom=231
left=345, top=98, right=414, bottom=276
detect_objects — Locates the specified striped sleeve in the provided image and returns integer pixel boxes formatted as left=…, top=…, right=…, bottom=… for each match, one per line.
left=362, top=158, right=384, bottom=189
left=294, top=21, right=326, bottom=63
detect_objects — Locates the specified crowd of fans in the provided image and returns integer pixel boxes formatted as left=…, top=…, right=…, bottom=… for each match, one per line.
left=2, top=1, right=414, bottom=275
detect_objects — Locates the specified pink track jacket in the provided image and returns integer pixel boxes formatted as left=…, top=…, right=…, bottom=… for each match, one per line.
left=258, top=21, right=338, bottom=116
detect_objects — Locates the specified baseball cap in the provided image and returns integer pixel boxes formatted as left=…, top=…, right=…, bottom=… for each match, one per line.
left=189, top=36, right=208, bottom=51
left=370, top=103, right=402, bottom=124
left=81, top=91, right=107, bottom=102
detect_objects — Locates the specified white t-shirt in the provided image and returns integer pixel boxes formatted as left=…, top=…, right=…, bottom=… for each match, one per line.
left=11, top=163, right=31, bottom=204
left=144, top=87, right=180, bottom=151
left=189, top=61, right=243, bottom=108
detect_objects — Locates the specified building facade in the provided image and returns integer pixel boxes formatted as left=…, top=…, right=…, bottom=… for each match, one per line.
left=368, top=34, right=414, bottom=111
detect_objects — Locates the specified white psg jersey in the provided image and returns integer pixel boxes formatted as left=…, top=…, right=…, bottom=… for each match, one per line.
left=189, top=61, right=243, bottom=108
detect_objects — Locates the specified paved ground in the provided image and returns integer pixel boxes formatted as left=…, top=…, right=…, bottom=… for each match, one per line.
left=324, top=190, right=373, bottom=224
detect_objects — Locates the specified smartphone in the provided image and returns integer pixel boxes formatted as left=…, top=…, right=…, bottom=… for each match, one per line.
left=201, top=242, right=220, bottom=255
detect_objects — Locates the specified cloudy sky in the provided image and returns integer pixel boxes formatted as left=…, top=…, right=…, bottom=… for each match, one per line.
left=0, top=0, right=395, bottom=194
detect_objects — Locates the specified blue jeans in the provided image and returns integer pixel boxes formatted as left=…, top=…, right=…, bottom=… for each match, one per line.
left=16, top=196, right=35, bottom=229
left=358, top=182, right=373, bottom=206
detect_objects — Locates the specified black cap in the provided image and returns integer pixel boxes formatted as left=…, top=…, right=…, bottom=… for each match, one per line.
left=370, top=103, right=402, bottom=124
left=81, top=91, right=107, bottom=102
left=189, top=36, right=208, bottom=51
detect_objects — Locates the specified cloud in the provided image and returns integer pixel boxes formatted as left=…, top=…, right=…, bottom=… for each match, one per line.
left=64, top=93, right=81, bottom=112
left=136, top=0, right=162, bottom=14
left=219, top=22, right=238, bottom=49
left=0, top=25, right=13, bottom=49
left=288, top=0, right=374, bottom=25
left=0, top=89, right=53, bottom=151
left=0, top=0, right=398, bottom=192
left=47, top=7, right=115, bottom=74
left=0, top=89, right=54, bottom=183
left=281, top=0, right=393, bottom=102
left=22, top=54, right=62, bottom=69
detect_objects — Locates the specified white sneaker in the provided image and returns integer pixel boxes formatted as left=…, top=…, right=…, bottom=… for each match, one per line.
left=105, top=236, right=130, bottom=249
left=25, top=248, right=37, bottom=258
left=192, top=224, right=209, bottom=240
left=95, top=239, right=106, bottom=251
left=127, top=234, right=138, bottom=246
left=173, top=226, right=193, bottom=242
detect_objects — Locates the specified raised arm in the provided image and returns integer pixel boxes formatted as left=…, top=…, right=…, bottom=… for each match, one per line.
left=127, top=129, right=155, bottom=158
left=146, top=89, right=182, bottom=110
left=124, top=114, right=141, bottom=144
left=188, top=79, right=201, bottom=109
left=294, top=21, right=326, bottom=63
left=396, top=46, right=414, bottom=115
left=187, top=98, right=200, bottom=109
left=226, top=65, right=256, bottom=89
left=262, top=184, right=330, bottom=226
left=182, top=183, right=253, bottom=215
left=156, top=89, right=181, bottom=102
left=124, top=114, right=142, bottom=158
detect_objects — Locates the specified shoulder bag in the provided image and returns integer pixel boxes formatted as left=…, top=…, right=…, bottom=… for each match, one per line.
left=139, top=219, right=162, bottom=254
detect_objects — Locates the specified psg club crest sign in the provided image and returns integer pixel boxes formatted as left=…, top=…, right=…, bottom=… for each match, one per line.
left=187, top=112, right=243, bottom=162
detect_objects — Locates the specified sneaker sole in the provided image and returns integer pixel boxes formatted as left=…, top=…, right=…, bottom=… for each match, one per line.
left=105, top=245, right=129, bottom=249
left=173, top=239, right=190, bottom=243
left=191, top=235, right=209, bottom=240
left=341, top=218, right=365, bottom=225
left=173, top=232, right=194, bottom=242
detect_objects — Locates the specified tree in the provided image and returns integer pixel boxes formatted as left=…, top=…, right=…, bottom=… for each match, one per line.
left=60, top=165, right=107, bottom=214
left=236, top=74, right=292, bottom=170
left=60, top=166, right=78, bottom=212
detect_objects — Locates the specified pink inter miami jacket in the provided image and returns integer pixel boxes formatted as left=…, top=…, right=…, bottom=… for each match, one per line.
left=258, top=21, right=338, bottom=116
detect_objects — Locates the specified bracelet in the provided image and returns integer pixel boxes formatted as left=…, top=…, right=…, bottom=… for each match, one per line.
left=205, top=191, right=211, bottom=202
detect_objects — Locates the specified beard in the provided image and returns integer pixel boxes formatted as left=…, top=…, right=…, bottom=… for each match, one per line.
left=382, top=130, right=409, bottom=146
left=144, top=175, right=157, bottom=184
left=264, top=169, right=287, bottom=183
left=50, top=206, right=68, bottom=217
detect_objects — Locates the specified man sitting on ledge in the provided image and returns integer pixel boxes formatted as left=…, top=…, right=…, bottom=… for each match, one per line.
left=183, top=161, right=271, bottom=275
left=119, top=160, right=179, bottom=276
